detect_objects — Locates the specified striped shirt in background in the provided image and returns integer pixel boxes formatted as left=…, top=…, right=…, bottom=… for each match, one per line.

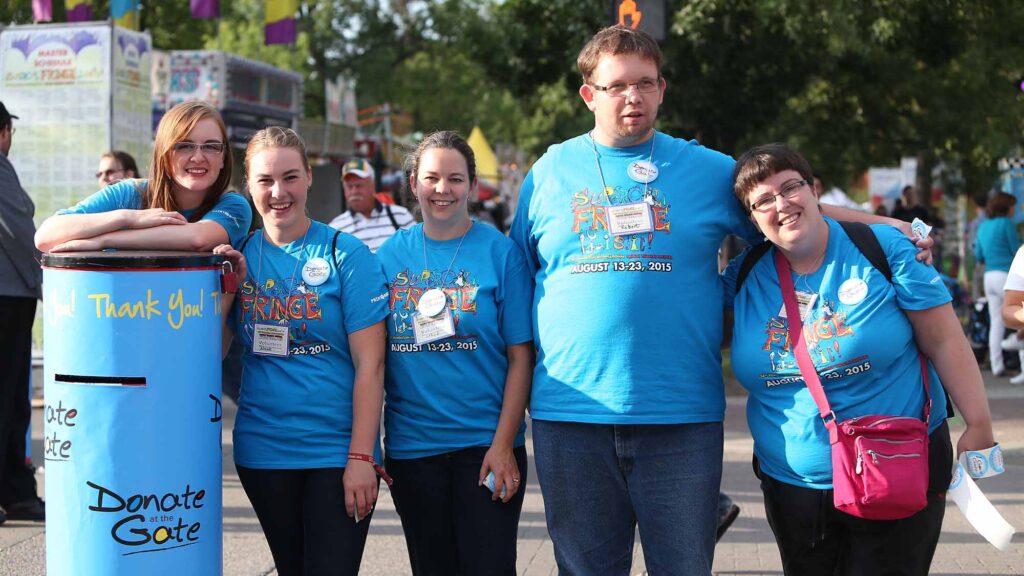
left=328, top=203, right=415, bottom=253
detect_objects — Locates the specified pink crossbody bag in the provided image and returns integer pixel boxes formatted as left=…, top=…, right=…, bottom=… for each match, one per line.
left=775, top=250, right=931, bottom=520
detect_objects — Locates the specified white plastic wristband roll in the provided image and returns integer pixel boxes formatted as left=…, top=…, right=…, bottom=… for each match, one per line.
left=949, top=463, right=1015, bottom=551
left=959, top=443, right=1005, bottom=479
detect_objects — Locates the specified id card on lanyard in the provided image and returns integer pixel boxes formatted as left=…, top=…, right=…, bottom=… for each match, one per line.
left=607, top=202, right=654, bottom=236
left=250, top=225, right=312, bottom=358
left=412, top=307, right=456, bottom=345
left=590, top=132, right=658, bottom=237
left=253, top=321, right=290, bottom=356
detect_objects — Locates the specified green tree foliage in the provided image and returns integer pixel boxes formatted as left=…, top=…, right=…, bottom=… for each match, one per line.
left=664, top=0, right=1024, bottom=195
left=2, top=0, right=1019, bottom=187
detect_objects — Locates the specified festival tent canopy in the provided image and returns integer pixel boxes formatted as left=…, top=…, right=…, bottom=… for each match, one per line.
left=468, top=126, right=499, bottom=184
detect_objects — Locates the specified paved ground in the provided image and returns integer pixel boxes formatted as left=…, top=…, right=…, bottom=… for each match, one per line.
left=1, top=372, right=1021, bottom=575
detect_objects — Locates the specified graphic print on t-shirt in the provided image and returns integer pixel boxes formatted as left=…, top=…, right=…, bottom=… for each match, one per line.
left=237, top=275, right=332, bottom=356
left=568, top=183, right=674, bottom=274
left=759, top=295, right=872, bottom=387
left=387, top=266, right=480, bottom=351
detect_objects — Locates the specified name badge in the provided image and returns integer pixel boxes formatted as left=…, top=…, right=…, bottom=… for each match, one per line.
left=779, top=291, right=818, bottom=322
left=607, top=202, right=654, bottom=236
left=412, top=308, right=456, bottom=345
left=253, top=323, right=289, bottom=356
left=627, top=160, right=659, bottom=183
left=302, top=257, right=331, bottom=287
left=418, top=288, right=448, bottom=317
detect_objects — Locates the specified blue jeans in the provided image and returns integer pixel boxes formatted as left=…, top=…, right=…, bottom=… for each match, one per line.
left=532, top=420, right=723, bottom=576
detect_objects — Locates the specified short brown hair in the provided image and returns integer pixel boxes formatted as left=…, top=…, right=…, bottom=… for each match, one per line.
left=577, top=25, right=662, bottom=84
left=733, top=143, right=815, bottom=212
left=986, top=191, right=1017, bottom=218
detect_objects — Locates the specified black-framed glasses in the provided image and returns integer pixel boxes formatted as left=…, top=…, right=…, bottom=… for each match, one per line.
left=590, top=77, right=661, bottom=97
left=749, top=179, right=808, bottom=212
left=173, top=141, right=225, bottom=155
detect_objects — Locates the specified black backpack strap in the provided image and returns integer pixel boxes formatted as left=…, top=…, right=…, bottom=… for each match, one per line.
left=734, top=240, right=773, bottom=293
left=385, top=203, right=401, bottom=231
left=237, top=231, right=256, bottom=252
left=837, top=221, right=892, bottom=282
left=838, top=220, right=953, bottom=417
left=331, top=230, right=343, bottom=268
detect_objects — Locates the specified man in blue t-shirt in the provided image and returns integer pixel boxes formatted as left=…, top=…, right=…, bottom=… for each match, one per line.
left=509, top=26, right=923, bottom=574
left=510, top=25, right=761, bottom=573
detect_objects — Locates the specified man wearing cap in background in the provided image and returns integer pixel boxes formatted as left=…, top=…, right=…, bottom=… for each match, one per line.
left=0, top=102, right=45, bottom=525
left=329, top=158, right=414, bottom=252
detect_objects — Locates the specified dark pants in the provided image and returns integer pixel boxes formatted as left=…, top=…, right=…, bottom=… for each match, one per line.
left=386, top=445, right=528, bottom=576
left=236, top=465, right=374, bottom=576
left=756, top=420, right=953, bottom=576
left=0, top=297, right=38, bottom=508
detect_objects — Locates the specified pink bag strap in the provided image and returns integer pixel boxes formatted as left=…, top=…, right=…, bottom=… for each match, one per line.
left=773, top=250, right=931, bottom=443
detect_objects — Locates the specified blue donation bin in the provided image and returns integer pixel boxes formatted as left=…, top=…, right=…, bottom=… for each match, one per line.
left=41, top=251, right=225, bottom=576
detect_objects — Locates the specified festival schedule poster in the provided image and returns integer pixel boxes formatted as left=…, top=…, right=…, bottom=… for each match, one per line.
left=112, top=26, right=153, bottom=178
left=0, top=24, right=111, bottom=223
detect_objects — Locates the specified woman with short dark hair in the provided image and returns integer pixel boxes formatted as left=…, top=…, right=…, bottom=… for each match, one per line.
left=724, top=143, right=995, bottom=575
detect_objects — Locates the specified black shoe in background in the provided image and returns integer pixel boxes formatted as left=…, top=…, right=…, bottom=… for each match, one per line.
left=716, top=494, right=740, bottom=542
left=4, top=498, right=44, bottom=521
left=0, top=506, right=6, bottom=526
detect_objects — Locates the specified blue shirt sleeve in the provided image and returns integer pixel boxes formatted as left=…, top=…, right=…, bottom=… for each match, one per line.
left=203, top=192, right=253, bottom=248
left=874, top=224, right=951, bottom=311
left=498, top=245, right=534, bottom=346
left=55, top=179, right=143, bottom=215
left=509, top=170, right=540, bottom=273
left=336, top=236, right=389, bottom=333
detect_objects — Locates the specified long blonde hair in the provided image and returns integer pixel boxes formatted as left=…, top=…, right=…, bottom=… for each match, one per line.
left=145, top=101, right=233, bottom=221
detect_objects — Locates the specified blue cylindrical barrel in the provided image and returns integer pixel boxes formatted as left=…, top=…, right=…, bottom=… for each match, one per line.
left=41, top=251, right=224, bottom=576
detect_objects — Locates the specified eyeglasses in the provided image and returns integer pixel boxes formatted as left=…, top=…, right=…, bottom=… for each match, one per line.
left=590, top=77, right=661, bottom=97
left=749, top=179, right=808, bottom=212
left=96, top=169, right=124, bottom=179
left=172, top=142, right=226, bottom=155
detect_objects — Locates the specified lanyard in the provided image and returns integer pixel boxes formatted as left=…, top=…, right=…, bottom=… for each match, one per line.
left=256, top=219, right=311, bottom=301
left=421, top=222, right=471, bottom=284
left=589, top=131, right=656, bottom=205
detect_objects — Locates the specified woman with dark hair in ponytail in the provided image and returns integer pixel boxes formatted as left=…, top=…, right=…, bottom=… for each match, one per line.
left=376, top=130, right=534, bottom=575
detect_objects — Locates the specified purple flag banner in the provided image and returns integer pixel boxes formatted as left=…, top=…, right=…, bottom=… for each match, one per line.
left=264, top=18, right=296, bottom=45
left=191, top=0, right=220, bottom=19
left=66, top=0, right=93, bottom=22
left=33, top=0, right=54, bottom=22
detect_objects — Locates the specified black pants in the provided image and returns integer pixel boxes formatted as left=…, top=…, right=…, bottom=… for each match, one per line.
left=0, top=297, right=38, bottom=508
left=236, top=465, right=375, bottom=576
left=756, top=420, right=953, bottom=576
left=386, top=445, right=528, bottom=576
